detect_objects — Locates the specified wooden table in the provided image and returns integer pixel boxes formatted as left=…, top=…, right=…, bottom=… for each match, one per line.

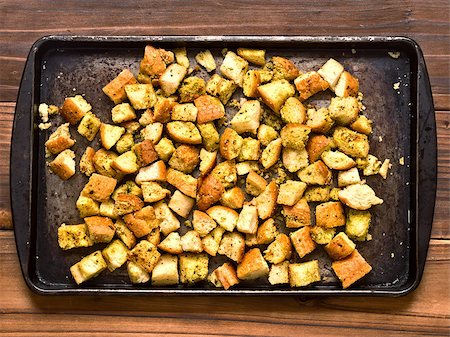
left=0, top=1, right=449, bottom=336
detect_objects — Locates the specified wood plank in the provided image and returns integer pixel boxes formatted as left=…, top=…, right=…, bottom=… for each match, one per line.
left=0, top=103, right=13, bottom=229
left=0, top=231, right=447, bottom=336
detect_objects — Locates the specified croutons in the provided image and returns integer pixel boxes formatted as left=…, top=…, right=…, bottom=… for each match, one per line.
left=58, top=224, right=94, bottom=250
left=166, top=121, right=202, bottom=145
left=210, top=160, right=237, bottom=189
left=102, top=69, right=138, bottom=104
left=85, top=216, right=116, bottom=243
left=220, top=128, right=243, bottom=160
left=111, top=151, right=139, bottom=174
left=199, top=149, right=217, bottom=176
left=135, top=160, right=167, bottom=184
left=139, top=109, right=155, bottom=126
left=127, top=261, right=150, bottom=284
left=197, top=122, right=220, bottom=151
left=153, top=97, right=176, bottom=123
left=169, top=145, right=200, bottom=174
left=283, top=198, right=310, bottom=228
left=70, top=250, right=107, bottom=284
left=178, top=76, right=206, bottom=103
left=236, top=204, right=258, bottom=234
left=80, top=146, right=96, bottom=176
left=181, top=230, right=203, bottom=253
left=338, top=184, right=383, bottom=210
left=333, top=126, right=369, bottom=158
left=133, top=139, right=158, bottom=167
left=209, top=262, right=240, bottom=290
left=154, top=137, right=176, bottom=161
left=114, top=193, right=144, bottom=216
left=289, top=226, right=316, bottom=258
left=171, top=103, right=198, bottom=122
left=116, top=133, right=134, bottom=154
left=264, top=233, right=292, bottom=264
left=217, top=231, right=245, bottom=262
left=257, top=79, right=295, bottom=113
left=294, top=71, right=329, bottom=101
left=282, top=147, right=309, bottom=173
left=328, top=96, right=360, bottom=125
left=220, top=186, right=245, bottom=209
left=196, top=173, right=224, bottom=210
left=315, top=201, right=346, bottom=228
left=125, top=83, right=157, bottom=110
left=289, top=260, right=321, bottom=287
left=242, top=70, right=261, bottom=97
left=114, top=219, right=136, bottom=249
left=304, top=186, right=331, bottom=202
left=255, top=181, right=278, bottom=220
left=345, top=209, right=371, bottom=241
left=167, top=168, right=198, bottom=200
left=306, top=107, right=334, bottom=134
left=141, top=122, right=164, bottom=144
left=112, top=181, right=142, bottom=201
left=325, top=232, right=356, bottom=260
left=111, top=103, right=136, bottom=124
left=168, top=190, right=195, bottom=218
left=49, top=149, right=76, bottom=180
left=260, top=138, right=282, bottom=169
left=102, top=239, right=129, bottom=272
left=193, top=210, right=217, bottom=237
left=194, top=95, right=225, bottom=124
left=237, top=48, right=266, bottom=66
left=159, top=63, right=187, bottom=96
left=236, top=161, right=259, bottom=176
left=268, top=261, right=289, bottom=285
left=362, top=154, right=382, bottom=176
left=141, top=182, right=170, bottom=203
left=60, top=95, right=92, bottom=125
left=154, top=201, right=180, bottom=236
left=158, top=232, right=183, bottom=254
left=246, top=171, right=267, bottom=196
left=206, top=74, right=237, bottom=104
left=230, top=100, right=261, bottom=135
left=257, top=124, right=279, bottom=146
left=277, top=180, right=307, bottom=206
left=257, top=218, right=278, bottom=244
left=321, top=150, right=356, bottom=170
left=280, top=123, right=311, bottom=149
left=206, top=205, right=239, bottom=232
left=151, top=254, right=179, bottom=286
left=81, top=173, right=117, bottom=202
left=280, top=97, right=306, bottom=124
left=332, top=250, right=372, bottom=289
left=306, top=134, right=332, bottom=163
left=100, top=123, right=125, bottom=150
left=128, top=240, right=161, bottom=273
left=179, top=253, right=209, bottom=284
left=236, top=248, right=269, bottom=280
left=350, top=115, right=373, bottom=135
left=220, top=51, right=248, bottom=86
left=334, top=71, right=359, bottom=97
left=298, top=160, right=332, bottom=186
left=317, top=58, right=344, bottom=89
left=237, top=138, right=260, bottom=162
left=271, top=56, right=300, bottom=81
left=310, top=226, right=336, bottom=245
left=100, top=200, right=118, bottom=219
left=338, top=167, right=361, bottom=187
left=92, top=149, right=122, bottom=179
left=76, top=195, right=100, bottom=218
left=195, top=49, right=216, bottom=72
left=45, top=123, right=75, bottom=154
left=202, top=226, right=225, bottom=256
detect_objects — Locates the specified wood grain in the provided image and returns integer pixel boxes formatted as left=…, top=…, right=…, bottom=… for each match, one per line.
left=0, top=231, right=448, bottom=336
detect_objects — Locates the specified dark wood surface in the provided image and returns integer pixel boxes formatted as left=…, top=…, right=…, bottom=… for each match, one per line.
left=0, top=1, right=449, bottom=336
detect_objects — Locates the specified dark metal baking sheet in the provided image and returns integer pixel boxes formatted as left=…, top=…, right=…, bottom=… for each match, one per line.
left=11, top=36, right=437, bottom=296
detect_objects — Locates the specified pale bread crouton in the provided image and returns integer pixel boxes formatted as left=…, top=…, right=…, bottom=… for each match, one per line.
left=333, top=126, right=370, bottom=159
left=154, top=201, right=180, bottom=236
left=166, top=168, right=197, bottom=198
left=298, top=160, right=332, bottom=185
left=133, top=139, right=158, bottom=167
left=111, top=103, right=136, bottom=124
left=255, top=181, right=278, bottom=220
left=277, top=180, right=307, bottom=206
left=141, top=182, right=170, bottom=203
left=209, top=262, right=239, bottom=290
left=246, top=171, right=267, bottom=196
left=197, top=122, right=220, bottom=152
left=179, top=253, right=209, bottom=284
left=345, top=209, right=371, bottom=241
left=306, top=134, right=332, bottom=163
left=334, top=71, right=359, bottom=97
left=294, top=71, right=329, bottom=101
left=174, top=47, right=189, bottom=68
left=310, top=226, right=336, bottom=245
left=159, top=63, right=187, bottom=96
left=220, top=187, right=245, bottom=209
left=195, top=50, right=216, bottom=72
left=111, top=180, right=142, bottom=201
left=102, top=69, right=138, bottom=104
left=114, top=219, right=136, bottom=249
left=271, top=56, right=300, bottom=81
left=236, top=248, right=269, bottom=280
left=282, top=147, right=309, bottom=173
left=236, top=161, right=259, bottom=176
left=317, top=58, right=344, bottom=89
left=220, top=128, right=243, bottom=160
left=230, top=100, right=261, bottom=135
left=206, top=205, right=239, bottom=232
left=85, top=216, right=116, bottom=243
left=199, top=149, right=217, bottom=176
left=196, top=174, right=225, bottom=210
left=289, top=226, right=316, bottom=258
left=280, top=123, right=311, bottom=149
left=70, top=251, right=107, bottom=285
left=125, top=83, right=157, bottom=110
left=283, top=198, right=310, bottom=228
left=257, top=79, right=295, bottom=113
left=193, top=210, right=217, bottom=237
left=154, top=137, right=175, bottom=162
left=127, top=261, right=150, bottom=284
left=168, top=190, right=195, bottom=218
left=338, top=184, right=383, bottom=210
left=178, top=76, right=206, bottom=103
left=220, top=51, right=248, bottom=86
left=264, top=233, right=292, bottom=264
left=153, top=97, right=176, bottom=123
left=76, top=195, right=100, bottom=218
left=92, top=149, right=123, bottom=180
left=242, top=70, right=261, bottom=97
left=280, top=97, right=307, bottom=124
left=304, top=186, right=331, bottom=202
left=49, top=149, right=76, bottom=180
left=256, top=68, right=273, bottom=83
left=236, top=205, right=258, bottom=234
left=138, top=108, right=155, bottom=126
left=146, top=227, right=161, bottom=246
left=245, top=233, right=258, bottom=247
left=166, top=121, right=202, bottom=145
left=171, top=103, right=198, bottom=122
left=158, top=232, right=183, bottom=254
left=181, top=230, right=203, bottom=253
left=379, top=159, right=391, bottom=179
left=202, top=226, right=225, bottom=256
left=331, top=249, right=372, bottom=289
left=350, top=115, right=373, bottom=135
left=260, top=138, right=282, bottom=169
left=237, top=48, right=266, bottom=66
left=362, top=154, right=382, bottom=176
left=315, top=201, right=346, bottom=228
left=151, top=254, right=179, bottom=286
left=268, top=261, right=289, bottom=285
left=58, top=224, right=94, bottom=250
left=210, top=160, right=237, bottom=189
left=141, top=122, right=164, bottom=144
left=123, top=206, right=159, bottom=237
left=102, top=239, right=129, bottom=272
left=194, top=94, right=225, bottom=124
left=321, top=150, right=356, bottom=170
left=45, top=123, right=75, bottom=154
left=116, top=133, right=134, bottom=154
left=325, top=232, right=356, bottom=260
left=128, top=240, right=161, bottom=273
left=338, top=167, right=361, bottom=187
left=80, top=146, right=96, bottom=176
left=111, top=151, right=139, bottom=174
left=206, top=74, right=237, bottom=104
left=60, top=95, right=92, bottom=124
left=100, top=123, right=125, bottom=150
left=135, top=160, right=167, bottom=184
left=81, top=173, right=117, bottom=202
left=328, top=96, right=360, bottom=125
left=257, top=124, right=279, bottom=146
left=289, top=260, right=321, bottom=287
left=329, top=187, right=341, bottom=201
left=306, top=107, right=334, bottom=134
left=257, top=218, right=278, bottom=244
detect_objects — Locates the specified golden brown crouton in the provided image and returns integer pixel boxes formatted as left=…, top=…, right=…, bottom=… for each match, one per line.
left=280, top=123, right=311, bottom=149
left=282, top=147, right=309, bottom=173
left=338, top=167, right=361, bottom=187
left=325, top=232, right=356, bottom=260
left=111, top=151, right=139, bottom=175
left=196, top=49, right=216, bottom=72
left=333, top=126, right=369, bottom=158
left=242, top=69, right=261, bottom=97
left=114, top=193, right=144, bottom=216
left=289, top=226, right=316, bottom=258
left=321, top=150, right=356, bottom=170
left=139, top=45, right=169, bottom=81
left=289, top=260, right=321, bottom=287
left=60, top=95, right=92, bottom=124
left=220, top=187, right=245, bottom=209
left=283, top=198, right=310, bottom=228
left=210, top=160, right=237, bottom=189
left=246, top=171, right=267, bottom=197
left=76, top=195, right=100, bottom=218
left=159, top=63, right=187, bottom=96
left=298, top=160, right=332, bottom=185
left=141, top=182, right=170, bottom=203
left=166, top=168, right=197, bottom=198
left=260, top=138, right=282, bottom=169
left=178, top=76, right=206, bottom=103
left=317, top=58, right=344, bottom=89
left=210, top=262, right=240, bottom=290
left=111, top=103, right=136, bottom=124
left=315, top=201, right=346, bottom=228
left=280, top=97, right=307, bottom=124
left=85, top=216, right=116, bottom=243
left=306, top=134, right=332, bottom=163
left=102, top=69, right=138, bottom=104
left=350, top=115, right=373, bottom=135
left=168, top=190, right=195, bottom=218
left=102, top=239, right=129, bottom=272
left=271, top=56, right=300, bottom=81
left=306, top=107, right=334, bottom=134
left=202, top=226, right=225, bottom=256
left=45, top=123, right=75, bottom=155
left=49, top=149, right=76, bottom=180
left=277, top=180, right=307, bottom=206
left=331, top=249, right=372, bottom=289
left=206, top=74, right=237, bottom=104
left=100, top=123, right=125, bottom=150
left=147, top=225, right=161, bottom=246
left=264, top=233, right=292, bottom=264
left=345, top=209, right=371, bottom=241
left=154, top=201, right=180, bottom=236
left=151, top=254, right=179, bottom=286
left=116, top=133, right=134, bottom=154
left=230, top=100, right=261, bottom=135
left=171, top=103, right=198, bottom=122
left=181, top=230, right=203, bottom=253
left=294, top=71, right=329, bottom=101
left=206, top=205, right=239, bottom=232
left=80, top=146, right=96, bottom=176
left=220, top=51, right=248, bottom=86
left=128, top=240, right=161, bottom=273
left=199, top=149, right=217, bottom=176
left=127, top=261, right=150, bottom=284
left=135, top=160, right=167, bottom=184
left=99, top=199, right=118, bottom=219
left=114, top=219, right=136, bottom=249
left=92, top=149, right=122, bottom=180
left=125, top=84, right=157, bottom=110
left=237, top=48, right=266, bottom=66
left=158, top=232, right=183, bottom=254
left=154, top=137, right=175, bottom=162
left=197, top=122, right=220, bottom=152
left=166, top=121, right=202, bottom=145
left=197, top=174, right=225, bottom=211
left=194, top=94, right=225, bottom=124
left=236, top=248, right=269, bottom=280
left=310, top=225, right=336, bottom=245
left=58, top=224, right=94, bottom=250
left=328, top=96, right=360, bottom=126
left=70, top=251, right=107, bottom=285
left=153, top=97, right=176, bottom=123
left=268, top=261, right=289, bottom=285
left=257, top=79, right=295, bottom=113
left=193, top=210, right=217, bottom=237
left=236, top=205, right=258, bottom=234
left=257, top=124, right=279, bottom=146
left=334, top=71, right=359, bottom=97
left=111, top=180, right=142, bottom=201
left=304, top=186, right=331, bottom=202
left=220, top=128, right=243, bottom=160
left=179, top=253, right=209, bottom=284
left=81, top=173, right=117, bottom=202
left=255, top=181, right=278, bottom=220
left=133, top=139, right=158, bottom=167
left=236, top=161, right=259, bottom=176
left=257, top=218, right=278, bottom=245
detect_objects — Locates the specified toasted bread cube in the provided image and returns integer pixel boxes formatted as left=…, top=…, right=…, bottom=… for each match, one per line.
left=236, top=161, right=259, bottom=176
left=85, top=216, right=115, bottom=243
left=257, top=79, right=295, bottom=113
left=196, top=174, right=224, bottom=210
left=123, top=209, right=157, bottom=238
left=92, top=149, right=122, bottom=180
left=154, top=137, right=175, bottom=162
left=141, top=181, right=170, bottom=203
left=58, top=223, right=94, bottom=250
left=116, top=133, right=134, bottom=154
left=211, top=160, right=237, bottom=189
left=362, top=154, right=382, bottom=176
left=128, top=240, right=161, bottom=273
left=206, top=74, right=237, bottom=104
left=60, top=95, right=92, bottom=124
left=206, top=205, right=239, bottom=232
left=316, top=201, right=346, bottom=228
left=192, top=210, right=217, bottom=237
left=321, top=150, right=356, bottom=171
left=102, top=69, right=138, bottom=104
left=194, top=95, right=225, bottom=124
left=271, top=56, right=300, bottom=81
left=264, top=233, right=292, bottom=264
left=330, top=187, right=341, bottom=201
left=114, top=219, right=136, bottom=249
left=289, top=260, right=321, bottom=287
left=102, top=239, right=129, bottom=272
left=178, top=76, right=206, bottom=103
left=135, top=160, right=167, bottom=184
left=195, top=49, right=216, bottom=72
left=179, top=253, right=209, bottom=284
left=345, top=209, right=371, bottom=241
left=317, top=58, right=344, bottom=88
left=133, top=139, right=158, bottom=167
left=139, top=108, right=155, bottom=126
left=166, top=121, right=202, bottom=145
left=80, top=146, right=96, bottom=176
left=282, top=147, right=309, bottom=173
left=294, top=71, right=329, bottom=101
left=242, top=70, right=261, bottom=97
left=325, top=232, right=356, bottom=260
left=202, top=226, right=225, bottom=256
left=217, top=231, right=245, bottom=262
left=283, top=198, right=310, bottom=228
left=269, top=261, right=289, bottom=285
left=298, top=160, right=332, bottom=185
left=338, top=184, right=383, bottom=210
left=127, top=261, right=150, bottom=284
left=220, top=128, right=243, bottom=160
left=181, top=230, right=203, bottom=253
left=260, top=138, right=282, bottom=169
left=280, top=123, right=311, bottom=150
left=49, top=149, right=76, bottom=180
left=45, top=123, right=75, bottom=155
left=338, top=167, right=361, bottom=187
left=258, top=68, right=274, bottom=83
left=151, top=254, right=179, bottom=286
left=257, top=218, right=278, bottom=244
left=111, top=103, right=136, bottom=124
left=245, top=233, right=258, bottom=247
left=332, top=250, right=372, bottom=288
left=237, top=48, right=265, bottom=66
left=153, top=97, right=176, bottom=123
left=199, top=149, right=217, bottom=177
left=280, top=97, right=306, bottom=124
left=290, top=226, right=316, bottom=258
left=335, top=71, right=359, bottom=97
left=350, top=115, right=373, bottom=135
left=220, top=187, right=245, bottom=209
left=111, top=180, right=142, bottom=201
left=171, top=103, right=198, bottom=122
left=70, top=251, right=107, bottom=284
left=159, top=63, right=187, bottom=96
left=256, top=181, right=278, bottom=220
left=154, top=201, right=180, bottom=236
left=379, top=159, right=391, bottom=179
left=306, top=134, right=332, bottom=163
left=174, top=47, right=189, bottom=68
left=125, top=83, right=157, bottom=110
left=220, top=51, right=248, bottom=86
left=82, top=173, right=117, bottom=202
left=310, top=226, right=336, bottom=245
left=141, top=122, right=164, bottom=144
left=306, top=107, right=334, bottom=134
left=76, top=195, right=100, bottom=218
left=168, top=190, right=194, bottom=218
left=277, top=180, right=307, bottom=206
left=100, top=123, right=125, bottom=150
left=169, top=144, right=200, bottom=173
left=114, top=193, right=144, bottom=216
left=146, top=227, right=161, bottom=248
left=209, top=262, right=239, bottom=290
left=304, top=186, right=331, bottom=202
left=111, top=151, right=139, bottom=175
left=328, top=97, right=359, bottom=126
left=246, top=171, right=267, bottom=196
left=139, top=45, right=169, bottom=81
left=237, top=248, right=269, bottom=280
left=197, top=122, right=220, bottom=152
left=158, top=232, right=183, bottom=254
left=230, top=100, right=261, bottom=135
left=236, top=205, right=258, bottom=234
left=257, top=124, right=279, bottom=146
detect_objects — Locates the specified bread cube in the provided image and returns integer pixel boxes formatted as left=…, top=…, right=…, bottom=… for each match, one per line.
left=158, top=232, right=183, bottom=254
left=236, top=248, right=269, bottom=280
left=350, top=115, right=373, bottom=135
left=85, top=216, right=115, bottom=243
left=167, top=169, right=197, bottom=198
left=257, top=124, right=279, bottom=146
left=306, top=134, right=332, bottom=163
left=237, top=48, right=266, bottom=66
left=139, top=108, right=155, bottom=126
left=321, top=150, right=356, bottom=171
left=206, top=74, right=237, bottom=104
left=70, top=251, right=107, bottom=284
left=133, top=139, right=158, bottom=167
left=220, top=187, right=245, bottom=209
left=111, top=103, right=136, bottom=124
left=197, top=122, right=220, bottom=151
left=92, top=149, right=123, bottom=180
left=193, top=210, right=217, bottom=237
left=159, top=63, right=187, bottom=96
left=140, top=122, right=163, bottom=144
left=111, top=151, right=139, bottom=175
left=58, top=223, right=94, bottom=250
left=139, top=45, right=170, bottom=81
left=328, top=97, right=360, bottom=125
left=257, top=79, right=295, bottom=113
left=154, top=201, right=180, bottom=236
left=280, top=123, right=311, bottom=150
left=283, top=198, right=310, bottom=228
left=181, top=230, right=203, bottom=253
left=49, top=149, right=76, bottom=180
left=179, top=253, right=209, bottom=284
left=298, top=160, right=332, bottom=185
left=196, top=49, right=216, bottom=72
left=102, top=69, right=138, bottom=104
left=174, top=47, right=189, bottom=68
left=154, top=137, right=175, bottom=162
left=114, top=219, right=136, bottom=249
left=329, top=187, right=341, bottom=201
left=153, top=97, right=176, bottom=123
left=338, top=184, right=383, bottom=210
left=280, top=97, right=306, bottom=124
left=125, top=83, right=157, bottom=110
left=255, top=181, right=278, bottom=220
left=209, top=262, right=239, bottom=290
left=362, top=154, right=382, bottom=176
left=264, top=233, right=292, bottom=264
left=246, top=171, right=267, bottom=196
left=202, top=226, right=225, bottom=256
left=290, top=226, right=316, bottom=258
left=315, top=201, right=346, bottom=228
left=257, top=218, right=278, bottom=244
left=76, top=195, right=100, bottom=218
left=151, top=254, right=179, bottom=286
left=325, top=232, right=356, bottom=260
left=80, top=146, right=96, bottom=176
left=60, top=95, right=92, bottom=124
left=211, top=160, right=237, bottom=189
left=345, top=209, right=371, bottom=241
left=304, top=186, right=331, bottom=202
left=196, top=174, right=224, bottom=211
left=236, top=161, right=259, bottom=176
left=271, top=56, right=300, bottom=81
left=289, top=260, right=321, bottom=287
left=114, top=193, right=144, bottom=216
left=338, top=167, right=361, bottom=187
left=282, top=147, right=309, bottom=173
left=199, top=149, right=217, bottom=176
left=194, top=94, right=225, bottom=124
left=171, top=103, right=198, bottom=122
left=116, top=133, right=134, bottom=154
left=332, top=249, right=372, bottom=288
left=277, top=180, right=307, bottom=206
left=135, top=160, right=167, bottom=184
left=128, top=240, right=161, bottom=273
left=166, top=121, right=202, bottom=145
left=260, top=138, right=282, bottom=169
left=111, top=180, right=142, bottom=201
left=141, top=181, right=170, bottom=203
left=245, top=233, right=258, bottom=247
left=317, top=58, right=344, bottom=88
left=242, top=70, right=261, bottom=97
left=82, top=173, right=117, bottom=202
left=178, top=76, right=206, bottom=103
left=220, top=128, right=243, bottom=160
left=306, top=107, right=334, bottom=134
left=230, top=100, right=261, bottom=135
left=206, top=205, right=239, bottom=232
left=335, top=71, right=359, bottom=97
left=146, top=222, right=161, bottom=246
left=168, top=190, right=195, bottom=218
left=310, top=226, right=336, bottom=245
left=236, top=205, right=258, bottom=234
left=100, top=123, right=125, bottom=150
left=102, top=239, right=129, bottom=272
left=268, top=261, right=289, bottom=285
left=127, top=261, right=150, bottom=284
left=294, top=71, right=329, bottom=101
left=45, top=123, right=75, bottom=155
left=220, top=51, right=248, bottom=86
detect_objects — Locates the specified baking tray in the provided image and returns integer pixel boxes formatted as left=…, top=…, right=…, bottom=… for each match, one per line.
left=11, top=36, right=437, bottom=296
